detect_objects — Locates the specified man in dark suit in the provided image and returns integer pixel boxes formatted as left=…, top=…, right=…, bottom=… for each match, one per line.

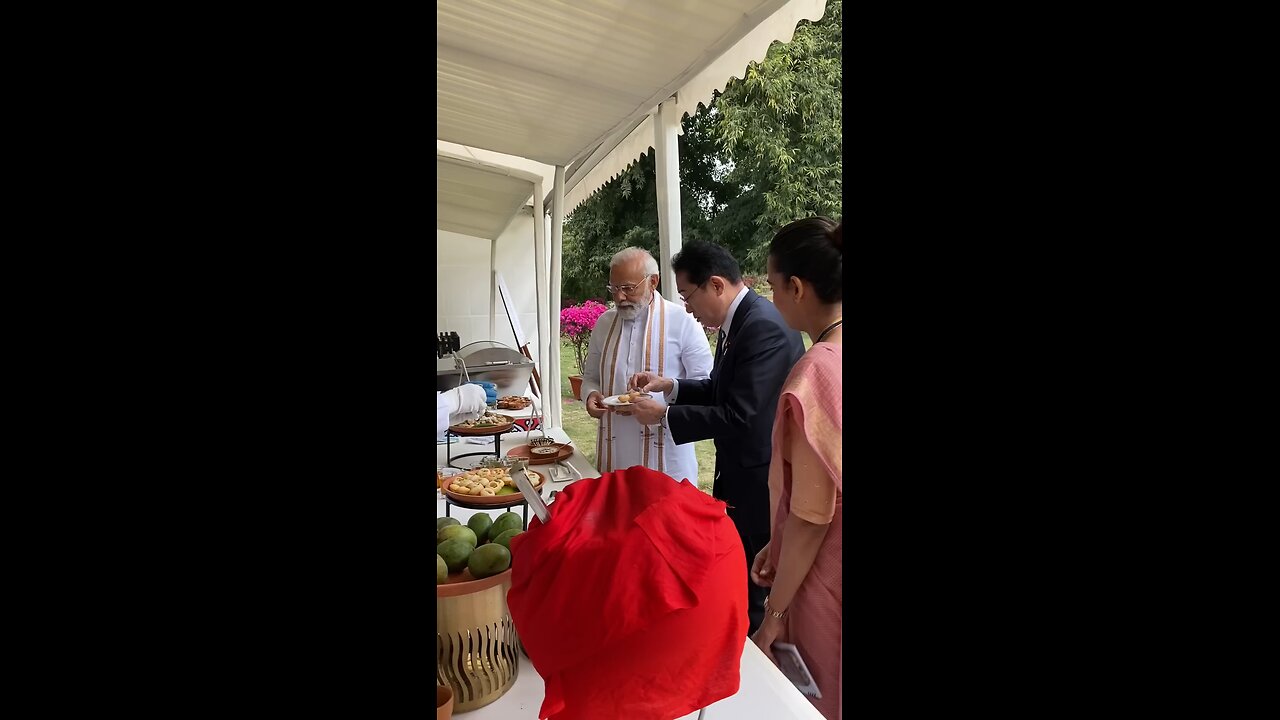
left=624, top=240, right=805, bottom=634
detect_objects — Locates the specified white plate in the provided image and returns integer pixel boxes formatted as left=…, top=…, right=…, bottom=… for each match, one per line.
left=602, top=393, right=653, bottom=407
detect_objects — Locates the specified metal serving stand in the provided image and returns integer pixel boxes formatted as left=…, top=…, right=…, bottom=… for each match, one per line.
left=436, top=340, right=536, bottom=397
left=445, top=420, right=513, bottom=468
left=442, top=340, right=543, bottom=468
left=442, top=351, right=551, bottom=527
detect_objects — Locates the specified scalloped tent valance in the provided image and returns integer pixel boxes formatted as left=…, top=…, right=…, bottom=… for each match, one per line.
left=437, top=0, right=828, bottom=220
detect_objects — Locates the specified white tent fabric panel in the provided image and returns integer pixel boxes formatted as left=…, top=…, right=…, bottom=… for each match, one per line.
left=675, top=0, right=829, bottom=119
left=436, top=0, right=793, bottom=167
left=552, top=0, right=830, bottom=214
left=437, top=157, right=538, bottom=241
left=436, top=140, right=557, bottom=202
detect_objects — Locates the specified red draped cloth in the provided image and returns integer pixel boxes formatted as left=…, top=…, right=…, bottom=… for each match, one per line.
left=507, top=465, right=747, bottom=720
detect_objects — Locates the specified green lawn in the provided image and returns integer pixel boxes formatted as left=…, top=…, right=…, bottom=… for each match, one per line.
left=555, top=309, right=811, bottom=495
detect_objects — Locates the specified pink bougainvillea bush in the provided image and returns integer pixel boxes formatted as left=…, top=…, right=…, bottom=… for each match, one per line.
left=561, top=300, right=608, bottom=374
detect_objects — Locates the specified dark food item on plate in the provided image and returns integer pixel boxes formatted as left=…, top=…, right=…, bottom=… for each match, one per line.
left=496, top=395, right=532, bottom=410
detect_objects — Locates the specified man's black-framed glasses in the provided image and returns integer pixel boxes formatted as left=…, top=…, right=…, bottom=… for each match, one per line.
left=678, top=281, right=708, bottom=303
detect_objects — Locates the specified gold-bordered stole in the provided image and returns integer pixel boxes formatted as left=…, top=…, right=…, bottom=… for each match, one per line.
left=641, top=297, right=657, bottom=469
left=656, top=294, right=667, bottom=473
left=598, top=313, right=623, bottom=472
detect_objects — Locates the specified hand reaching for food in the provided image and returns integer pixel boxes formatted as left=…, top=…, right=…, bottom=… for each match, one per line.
left=465, top=380, right=499, bottom=405
left=627, top=372, right=674, bottom=394
left=449, top=384, right=489, bottom=418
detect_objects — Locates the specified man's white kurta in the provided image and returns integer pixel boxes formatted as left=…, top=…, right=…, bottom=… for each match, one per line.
left=581, top=293, right=713, bottom=483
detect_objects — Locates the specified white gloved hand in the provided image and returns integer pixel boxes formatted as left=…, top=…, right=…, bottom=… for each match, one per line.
left=437, top=391, right=455, bottom=439
left=452, top=383, right=488, bottom=418
left=437, top=385, right=491, bottom=440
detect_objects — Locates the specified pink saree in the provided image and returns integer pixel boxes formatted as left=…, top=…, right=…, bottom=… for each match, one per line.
left=767, top=343, right=842, bottom=720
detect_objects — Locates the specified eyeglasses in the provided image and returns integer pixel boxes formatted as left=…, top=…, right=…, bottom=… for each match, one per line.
left=605, top=279, right=649, bottom=296
left=678, top=281, right=708, bottom=303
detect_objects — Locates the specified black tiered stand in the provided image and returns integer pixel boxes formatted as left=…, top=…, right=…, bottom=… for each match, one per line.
left=443, top=423, right=532, bottom=526
left=444, top=427, right=508, bottom=469
left=442, top=491, right=531, bottom=529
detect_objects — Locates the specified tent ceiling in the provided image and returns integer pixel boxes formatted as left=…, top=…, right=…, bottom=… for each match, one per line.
left=436, top=0, right=828, bottom=232
left=436, top=158, right=534, bottom=240
left=436, top=0, right=792, bottom=167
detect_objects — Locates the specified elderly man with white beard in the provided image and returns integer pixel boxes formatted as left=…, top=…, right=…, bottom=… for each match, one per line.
left=580, top=247, right=714, bottom=483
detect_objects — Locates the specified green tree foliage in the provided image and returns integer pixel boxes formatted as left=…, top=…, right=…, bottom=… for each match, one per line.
left=714, top=0, right=842, bottom=269
left=561, top=111, right=735, bottom=302
left=561, top=0, right=841, bottom=301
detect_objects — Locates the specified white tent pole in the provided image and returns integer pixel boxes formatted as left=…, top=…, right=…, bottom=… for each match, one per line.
left=490, top=237, right=498, bottom=340
left=549, top=165, right=566, bottom=429
left=532, top=184, right=548, bottom=425
left=654, top=97, right=683, bottom=300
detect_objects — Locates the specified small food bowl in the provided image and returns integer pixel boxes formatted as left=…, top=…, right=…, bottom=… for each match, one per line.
left=478, top=456, right=516, bottom=470
left=528, top=436, right=557, bottom=448
left=436, top=684, right=454, bottom=719
left=437, top=467, right=464, bottom=489
left=531, top=446, right=559, bottom=456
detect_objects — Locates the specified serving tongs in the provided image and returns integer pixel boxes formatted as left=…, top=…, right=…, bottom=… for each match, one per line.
left=508, top=457, right=551, bottom=524
left=523, top=393, right=550, bottom=446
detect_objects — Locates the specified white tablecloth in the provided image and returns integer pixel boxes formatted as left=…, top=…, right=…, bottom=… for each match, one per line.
left=436, top=426, right=825, bottom=719
left=455, top=638, right=824, bottom=719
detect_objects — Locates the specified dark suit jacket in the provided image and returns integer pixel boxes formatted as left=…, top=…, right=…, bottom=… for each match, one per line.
left=667, top=288, right=806, bottom=537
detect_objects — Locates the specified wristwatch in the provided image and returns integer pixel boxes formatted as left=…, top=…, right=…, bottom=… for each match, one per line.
left=764, top=595, right=788, bottom=620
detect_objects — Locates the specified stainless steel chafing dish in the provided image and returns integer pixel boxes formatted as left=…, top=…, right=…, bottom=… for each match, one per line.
left=435, top=340, right=536, bottom=398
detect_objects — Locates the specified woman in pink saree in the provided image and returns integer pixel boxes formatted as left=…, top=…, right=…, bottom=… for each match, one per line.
left=750, top=216, right=843, bottom=720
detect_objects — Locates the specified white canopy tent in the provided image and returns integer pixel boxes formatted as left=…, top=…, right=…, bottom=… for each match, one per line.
left=436, top=0, right=829, bottom=429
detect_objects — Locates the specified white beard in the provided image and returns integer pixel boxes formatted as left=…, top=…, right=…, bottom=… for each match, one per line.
left=617, top=303, right=640, bottom=321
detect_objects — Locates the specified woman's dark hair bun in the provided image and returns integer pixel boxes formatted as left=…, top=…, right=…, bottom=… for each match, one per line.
left=768, top=215, right=842, bottom=303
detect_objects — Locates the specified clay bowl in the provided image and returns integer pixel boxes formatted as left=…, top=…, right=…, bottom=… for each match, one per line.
left=436, top=684, right=454, bottom=719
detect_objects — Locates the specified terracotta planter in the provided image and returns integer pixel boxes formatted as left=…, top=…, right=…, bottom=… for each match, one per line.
left=436, top=685, right=454, bottom=720
left=569, top=375, right=583, bottom=400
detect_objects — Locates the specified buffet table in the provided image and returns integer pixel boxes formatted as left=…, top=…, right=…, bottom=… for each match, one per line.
left=454, top=637, right=825, bottom=720
left=436, top=425, right=825, bottom=720
left=436, top=426, right=596, bottom=527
